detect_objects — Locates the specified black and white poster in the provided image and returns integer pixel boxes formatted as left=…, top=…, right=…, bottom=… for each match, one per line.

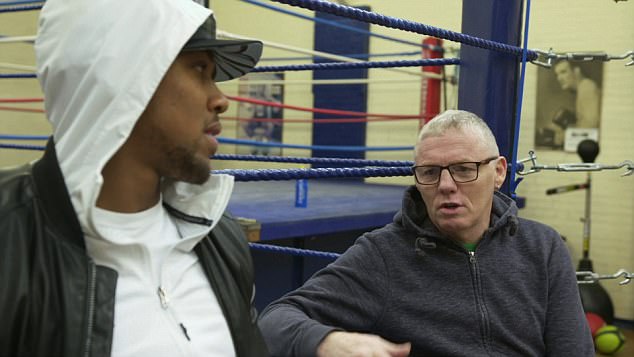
left=534, top=59, right=603, bottom=152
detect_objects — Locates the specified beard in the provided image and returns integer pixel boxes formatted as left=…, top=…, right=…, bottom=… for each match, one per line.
left=161, top=136, right=211, bottom=185
left=135, top=116, right=212, bottom=185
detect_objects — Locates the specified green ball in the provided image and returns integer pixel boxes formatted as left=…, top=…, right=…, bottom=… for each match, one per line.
left=594, top=325, right=626, bottom=355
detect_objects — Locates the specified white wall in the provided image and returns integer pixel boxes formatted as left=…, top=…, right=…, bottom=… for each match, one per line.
left=0, top=10, right=47, bottom=167
left=515, top=0, right=634, bottom=320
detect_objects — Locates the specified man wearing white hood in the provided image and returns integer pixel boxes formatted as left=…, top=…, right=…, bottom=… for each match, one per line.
left=0, top=0, right=268, bottom=356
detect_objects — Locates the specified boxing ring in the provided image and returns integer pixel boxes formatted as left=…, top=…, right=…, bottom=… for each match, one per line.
left=228, top=179, right=408, bottom=310
left=228, top=180, right=405, bottom=241
left=1, top=0, right=633, bottom=317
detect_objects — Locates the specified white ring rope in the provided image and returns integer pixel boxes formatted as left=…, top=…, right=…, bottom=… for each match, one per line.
left=0, top=31, right=443, bottom=80
left=0, top=36, right=37, bottom=72
left=218, top=29, right=427, bottom=78
left=0, top=35, right=36, bottom=43
left=222, top=77, right=440, bottom=86
left=0, top=62, right=36, bottom=71
left=0, top=30, right=434, bottom=78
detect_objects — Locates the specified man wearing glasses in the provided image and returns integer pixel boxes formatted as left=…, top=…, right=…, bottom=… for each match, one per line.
left=259, top=110, right=593, bottom=357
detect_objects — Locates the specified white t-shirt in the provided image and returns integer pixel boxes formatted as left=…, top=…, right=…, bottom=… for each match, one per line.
left=84, top=201, right=235, bottom=357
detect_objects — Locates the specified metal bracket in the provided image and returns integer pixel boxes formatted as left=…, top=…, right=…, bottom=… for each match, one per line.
left=577, top=269, right=633, bottom=285
left=516, top=151, right=634, bottom=176
left=532, top=49, right=634, bottom=68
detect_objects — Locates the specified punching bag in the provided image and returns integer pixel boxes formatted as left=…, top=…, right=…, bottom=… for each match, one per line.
left=576, top=139, right=614, bottom=324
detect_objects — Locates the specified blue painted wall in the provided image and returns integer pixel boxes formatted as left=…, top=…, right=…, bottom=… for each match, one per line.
left=458, top=0, right=522, bottom=195
left=312, top=7, right=370, bottom=172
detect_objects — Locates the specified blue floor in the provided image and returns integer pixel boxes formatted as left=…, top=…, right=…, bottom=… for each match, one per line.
left=228, top=179, right=409, bottom=309
left=228, top=179, right=408, bottom=241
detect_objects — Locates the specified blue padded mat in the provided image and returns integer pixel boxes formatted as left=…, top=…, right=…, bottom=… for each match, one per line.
left=227, top=180, right=408, bottom=241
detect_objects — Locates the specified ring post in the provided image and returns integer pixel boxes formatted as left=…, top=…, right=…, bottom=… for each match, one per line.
left=458, top=0, right=523, bottom=196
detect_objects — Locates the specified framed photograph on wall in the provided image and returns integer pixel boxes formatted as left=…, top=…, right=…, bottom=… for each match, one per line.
left=534, top=59, right=603, bottom=152
left=236, top=73, right=284, bottom=156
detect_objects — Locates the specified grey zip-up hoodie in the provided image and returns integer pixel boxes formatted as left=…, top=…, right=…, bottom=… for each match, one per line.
left=258, top=186, right=593, bottom=356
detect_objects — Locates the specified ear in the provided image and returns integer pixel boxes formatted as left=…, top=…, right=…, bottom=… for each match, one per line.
left=494, top=156, right=507, bottom=189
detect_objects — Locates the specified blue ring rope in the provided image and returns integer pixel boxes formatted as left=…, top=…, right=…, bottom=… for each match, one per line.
left=0, top=142, right=45, bottom=150
left=0, top=0, right=43, bottom=6
left=0, top=141, right=415, bottom=180
left=270, top=0, right=538, bottom=60
left=2, top=0, right=536, bottom=60
left=217, top=166, right=413, bottom=181
left=0, top=3, right=40, bottom=12
left=510, top=0, right=532, bottom=196
left=0, top=73, right=36, bottom=79
left=0, top=142, right=415, bottom=181
left=3, top=59, right=458, bottom=79
left=248, top=243, right=340, bottom=259
left=241, top=0, right=441, bottom=51
left=214, top=154, right=413, bottom=167
left=251, top=58, right=459, bottom=73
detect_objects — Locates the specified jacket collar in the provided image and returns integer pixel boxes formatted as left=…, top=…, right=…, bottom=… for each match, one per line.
left=397, top=186, right=519, bottom=242
left=31, top=138, right=232, bottom=252
left=32, top=138, right=86, bottom=249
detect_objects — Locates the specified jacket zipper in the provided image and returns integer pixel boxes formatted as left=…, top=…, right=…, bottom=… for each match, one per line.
left=83, top=262, right=97, bottom=357
left=468, top=251, right=492, bottom=355
left=158, top=286, right=192, bottom=342
left=469, top=250, right=476, bottom=264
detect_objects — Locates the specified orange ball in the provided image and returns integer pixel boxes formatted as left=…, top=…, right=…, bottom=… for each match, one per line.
left=585, top=312, right=606, bottom=337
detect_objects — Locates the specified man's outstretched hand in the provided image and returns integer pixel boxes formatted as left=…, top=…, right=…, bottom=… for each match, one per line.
left=317, top=331, right=411, bottom=357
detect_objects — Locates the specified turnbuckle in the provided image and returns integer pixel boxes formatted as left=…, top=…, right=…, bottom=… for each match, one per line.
left=531, top=49, right=634, bottom=68
left=516, top=151, right=634, bottom=177
left=577, top=269, right=633, bottom=286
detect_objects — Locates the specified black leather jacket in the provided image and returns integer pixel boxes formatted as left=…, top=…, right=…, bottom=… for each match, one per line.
left=0, top=141, right=268, bottom=357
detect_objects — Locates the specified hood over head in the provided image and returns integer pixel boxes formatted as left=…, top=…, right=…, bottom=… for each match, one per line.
left=35, top=0, right=254, bottom=235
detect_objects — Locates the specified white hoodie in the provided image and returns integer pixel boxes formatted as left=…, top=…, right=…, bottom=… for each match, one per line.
left=35, top=0, right=234, bottom=236
left=35, top=0, right=236, bottom=355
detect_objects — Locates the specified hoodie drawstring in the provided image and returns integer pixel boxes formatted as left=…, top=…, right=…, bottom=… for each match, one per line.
left=414, top=237, right=437, bottom=257
left=506, top=216, right=518, bottom=236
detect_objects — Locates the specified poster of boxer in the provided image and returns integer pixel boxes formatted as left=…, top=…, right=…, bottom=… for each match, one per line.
left=534, top=59, right=603, bottom=152
left=236, top=73, right=284, bottom=156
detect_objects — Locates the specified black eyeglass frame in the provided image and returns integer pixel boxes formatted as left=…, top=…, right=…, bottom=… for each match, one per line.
left=411, top=156, right=499, bottom=185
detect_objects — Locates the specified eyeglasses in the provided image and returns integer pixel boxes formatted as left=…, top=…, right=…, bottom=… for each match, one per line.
left=411, top=156, right=499, bottom=185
